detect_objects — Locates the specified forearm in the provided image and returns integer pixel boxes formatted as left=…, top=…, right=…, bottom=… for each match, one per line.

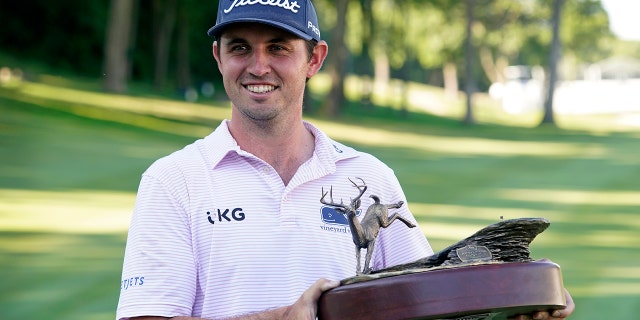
left=132, top=306, right=288, bottom=320
left=130, top=279, right=338, bottom=320
left=175, top=307, right=287, bottom=320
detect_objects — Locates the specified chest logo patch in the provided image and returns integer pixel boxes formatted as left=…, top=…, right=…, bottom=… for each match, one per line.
left=207, top=208, right=246, bottom=224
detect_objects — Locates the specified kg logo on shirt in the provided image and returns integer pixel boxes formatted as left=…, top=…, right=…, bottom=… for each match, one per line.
left=207, top=208, right=246, bottom=224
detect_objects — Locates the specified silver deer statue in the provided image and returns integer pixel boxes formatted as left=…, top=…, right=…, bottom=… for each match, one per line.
left=320, top=177, right=416, bottom=274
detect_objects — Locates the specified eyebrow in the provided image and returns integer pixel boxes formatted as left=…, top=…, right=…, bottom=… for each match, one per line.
left=224, top=38, right=249, bottom=46
left=222, top=32, right=296, bottom=47
left=225, top=37, right=291, bottom=45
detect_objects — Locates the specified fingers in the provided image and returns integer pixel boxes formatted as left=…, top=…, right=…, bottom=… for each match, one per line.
left=284, top=278, right=340, bottom=320
left=506, top=287, right=575, bottom=320
left=553, top=288, right=575, bottom=318
left=303, top=278, right=340, bottom=302
left=536, top=288, right=575, bottom=319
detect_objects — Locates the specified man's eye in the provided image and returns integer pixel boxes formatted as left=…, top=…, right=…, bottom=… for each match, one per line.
left=230, top=44, right=249, bottom=52
left=269, top=45, right=290, bottom=54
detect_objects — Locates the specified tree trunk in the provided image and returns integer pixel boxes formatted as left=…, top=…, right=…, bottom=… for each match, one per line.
left=321, top=0, right=349, bottom=117
left=443, top=62, right=458, bottom=101
left=540, top=0, right=563, bottom=126
left=479, top=47, right=498, bottom=84
left=126, top=0, right=140, bottom=81
left=463, top=0, right=476, bottom=125
left=103, top=0, right=133, bottom=93
left=399, top=58, right=414, bottom=118
left=153, top=0, right=177, bottom=91
left=373, top=52, right=390, bottom=98
left=176, top=2, right=191, bottom=92
left=358, top=0, right=374, bottom=107
left=478, top=49, right=509, bottom=85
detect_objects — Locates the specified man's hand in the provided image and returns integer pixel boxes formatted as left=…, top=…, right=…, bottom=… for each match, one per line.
left=281, top=278, right=340, bottom=320
left=510, top=288, right=575, bottom=320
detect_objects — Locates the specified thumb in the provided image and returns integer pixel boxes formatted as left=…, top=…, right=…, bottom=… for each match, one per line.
left=306, top=278, right=340, bottom=301
left=320, top=279, right=341, bottom=291
left=302, top=278, right=340, bottom=304
left=286, top=278, right=340, bottom=320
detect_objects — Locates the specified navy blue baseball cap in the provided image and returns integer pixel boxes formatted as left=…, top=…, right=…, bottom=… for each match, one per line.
left=207, top=0, right=321, bottom=42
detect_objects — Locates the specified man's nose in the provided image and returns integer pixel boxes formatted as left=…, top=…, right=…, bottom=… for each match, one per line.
left=248, top=50, right=271, bottom=76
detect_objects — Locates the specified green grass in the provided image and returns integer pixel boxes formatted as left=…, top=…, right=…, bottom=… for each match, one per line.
left=1, top=75, right=639, bottom=319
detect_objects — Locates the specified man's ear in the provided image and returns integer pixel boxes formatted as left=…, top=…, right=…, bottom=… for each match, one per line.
left=307, top=40, right=328, bottom=79
left=212, top=41, right=222, bottom=69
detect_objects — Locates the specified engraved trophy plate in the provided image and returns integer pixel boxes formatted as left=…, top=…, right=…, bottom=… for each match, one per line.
left=456, top=245, right=492, bottom=263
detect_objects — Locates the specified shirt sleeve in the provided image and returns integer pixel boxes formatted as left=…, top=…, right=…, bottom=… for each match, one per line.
left=116, top=172, right=196, bottom=320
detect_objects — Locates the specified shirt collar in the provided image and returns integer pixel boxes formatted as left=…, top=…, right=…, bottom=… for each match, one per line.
left=202, top=120, right=358, bottom=172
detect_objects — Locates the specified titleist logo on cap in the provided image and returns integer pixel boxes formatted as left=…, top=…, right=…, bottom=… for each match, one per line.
left=223, top=0, right=302, bottom=14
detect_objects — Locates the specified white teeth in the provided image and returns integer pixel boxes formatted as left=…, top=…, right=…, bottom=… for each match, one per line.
left=247, top=85, right=276, bottom=93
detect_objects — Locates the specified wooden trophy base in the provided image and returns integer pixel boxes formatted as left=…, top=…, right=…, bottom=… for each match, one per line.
left=318, top=260, right=566, bottom=320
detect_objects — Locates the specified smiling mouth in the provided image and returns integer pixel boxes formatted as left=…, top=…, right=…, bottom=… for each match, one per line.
left=246, top=84, right=277, bottom=94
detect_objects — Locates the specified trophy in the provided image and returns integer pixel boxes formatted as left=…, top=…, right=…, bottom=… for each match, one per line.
left=317, top=178, right=566, bottom=320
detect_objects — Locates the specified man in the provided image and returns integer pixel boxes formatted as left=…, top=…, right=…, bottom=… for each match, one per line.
left=116, top=1, right=575, bottom=319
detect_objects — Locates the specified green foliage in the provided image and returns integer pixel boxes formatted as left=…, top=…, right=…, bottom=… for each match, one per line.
left=474, top=0, right=614, bottom=68
left=407, top=1, right=466, bottom=68
left=561, top=0, right=615, bottom=63
left=0, top=0, right=632, bottom=98
left=614, top=39, right=640, bottom=58
left=0, top=0, right=110, bottom=75
left=0, top=1, right=221, bottom=87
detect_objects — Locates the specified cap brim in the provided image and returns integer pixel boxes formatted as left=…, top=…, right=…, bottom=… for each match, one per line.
left=207, top=19, right=313, bottom=41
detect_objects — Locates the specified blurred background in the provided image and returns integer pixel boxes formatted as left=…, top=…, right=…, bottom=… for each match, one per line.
left=1, top=0, right=639, bottom=319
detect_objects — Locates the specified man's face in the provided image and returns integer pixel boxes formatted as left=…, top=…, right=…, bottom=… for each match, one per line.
left=213, top=23, right=326, bottom=123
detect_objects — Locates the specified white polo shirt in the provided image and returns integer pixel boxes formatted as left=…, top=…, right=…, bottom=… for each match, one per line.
left=116, top=120, right=433, bottom=320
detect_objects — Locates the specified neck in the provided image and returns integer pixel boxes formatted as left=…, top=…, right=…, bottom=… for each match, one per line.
left=228, top=116, right=315, bottom=185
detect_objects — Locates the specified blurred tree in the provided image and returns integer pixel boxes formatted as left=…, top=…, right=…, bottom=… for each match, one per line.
left=0, top=0, right=622, bottom=111
left=351, top=0, right=375, bottom=106
left=463, top=0, right=477, bottom=125
left=474, top=0, right=613, bottom=85
left=614, top=40, right=640, bottom=59
left=180, top=1, right=220, bottom=92
left=125, top=0, right=218, bottom=94
left=559, top=0, right=614, bottom=77
left=540, top=0, right=562, bottom=126
left=0, top=1, right=211, bottom=93
left=152, top=0, right=177, bottom=91
left=409, top=0, right=466, bottom=100
left=127, top=0, right=141, bottom=81
left=322, top=0, right=349, bottom=116
left=342, top=0, right=467, bottom=113
left=475, top=0, right=531, bottom=84
left=176, top=1, right=192, bottom=91
left=0, top=1, right=109, bottom=75
left=104, top=0, right=135, bottom=93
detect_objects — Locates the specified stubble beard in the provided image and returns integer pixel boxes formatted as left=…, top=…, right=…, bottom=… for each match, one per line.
left=239, top=105, right=277, bottom=128
left=230, top=78, right=305, bottom=132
